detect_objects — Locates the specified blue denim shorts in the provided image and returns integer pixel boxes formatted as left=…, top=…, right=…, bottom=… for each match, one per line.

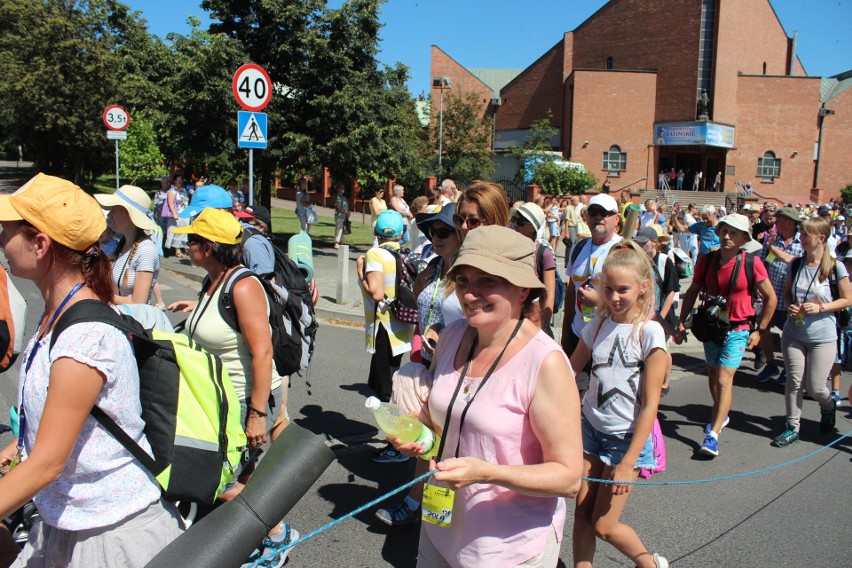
left=582, top=416, right=656, bottom=469
left=704, top=329, right=750, bottom=368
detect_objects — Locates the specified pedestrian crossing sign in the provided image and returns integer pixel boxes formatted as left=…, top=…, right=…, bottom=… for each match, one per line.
left=237, top=111, right=267, bottom=149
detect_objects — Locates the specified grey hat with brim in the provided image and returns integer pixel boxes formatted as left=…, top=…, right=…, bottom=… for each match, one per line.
left=446, top=225, right=544, bottom=290
left=715, top=213, right=753, bottom=241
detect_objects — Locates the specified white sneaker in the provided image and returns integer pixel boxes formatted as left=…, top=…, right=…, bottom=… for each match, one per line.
left=653, top=553, right=669, bottom=568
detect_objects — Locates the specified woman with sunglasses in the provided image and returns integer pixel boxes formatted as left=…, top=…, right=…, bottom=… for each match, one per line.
left=0, top=175, right=183, bottom=566
left=370, top=186, right=388, bottom=232
left=169, top=209, right=297, bottom=565
left=452, top=182, right=511, bottom=237
left=510, top=202, right=558, bottom=337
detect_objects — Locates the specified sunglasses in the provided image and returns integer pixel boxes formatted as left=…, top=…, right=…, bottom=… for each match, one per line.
left=429, top=225, right=456, bottom=239
left=587, top=207, right=617, bottom=218
left=511, top=215, right=531, bottom=227
left=453, top=214, right=482, bottom=230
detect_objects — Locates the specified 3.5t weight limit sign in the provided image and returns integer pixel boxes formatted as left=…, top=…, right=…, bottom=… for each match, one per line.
left=103, top=105, right=129, bottom=131
left=232, top=64, right=272, bottom=112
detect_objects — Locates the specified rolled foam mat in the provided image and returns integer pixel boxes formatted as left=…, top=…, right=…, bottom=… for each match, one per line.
left=288, top=230, right=315, bottom=282
left=145, top=424, right=335, bottom=568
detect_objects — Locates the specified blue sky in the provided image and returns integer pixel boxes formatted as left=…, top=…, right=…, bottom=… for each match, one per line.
left=135, top=0, right=851, bottom=94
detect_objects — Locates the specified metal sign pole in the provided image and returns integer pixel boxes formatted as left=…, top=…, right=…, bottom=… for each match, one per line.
left=248, top=149, right=254, bottom=207
left=115, top=139, right=120, bottom=190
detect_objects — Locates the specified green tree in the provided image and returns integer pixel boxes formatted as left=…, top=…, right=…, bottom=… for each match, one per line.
left=315, top=63, right=430, bottom=192
left=533, top=161, right=598, bottom=195
left=158, top=21, right=247, bottom=179
left=512, top=118, right=597, bottom=194
left=434, top=91, right=494, bottom=183
left=201, top=0, right=429, bottom=201
left=118, top=115, right=167, bottom=185
left=201, top=0, right=326, bottom=202
left=0, top=0, right=153, bottom=185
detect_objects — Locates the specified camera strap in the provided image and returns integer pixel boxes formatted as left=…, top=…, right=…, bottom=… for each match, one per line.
left=705, top=250, right=743, bottom=311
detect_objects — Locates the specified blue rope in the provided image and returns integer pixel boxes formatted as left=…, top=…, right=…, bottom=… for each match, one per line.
left=243, top=431, right=850, bottom=566
left=244, top=469, right=438, bottom=567
left=582, top=430, right=850, bottom=485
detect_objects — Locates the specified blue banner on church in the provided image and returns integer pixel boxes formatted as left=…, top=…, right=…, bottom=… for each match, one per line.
left=654, top=122, right=734, bottom=148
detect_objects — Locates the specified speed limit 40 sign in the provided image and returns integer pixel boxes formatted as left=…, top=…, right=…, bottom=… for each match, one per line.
left=232, top=63, right=272, bottom=112
left=103, top=105, right=129, bottom=131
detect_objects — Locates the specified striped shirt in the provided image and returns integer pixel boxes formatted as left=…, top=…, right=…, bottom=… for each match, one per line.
left=361, top=243, right=414, bottom=356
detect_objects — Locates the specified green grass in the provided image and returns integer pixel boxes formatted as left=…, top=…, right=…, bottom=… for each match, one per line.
left=93, top=176, right=160, bottom=195
left=92, top=175, right=375, bottom=248
left=269, top=207, right=374, bottom=248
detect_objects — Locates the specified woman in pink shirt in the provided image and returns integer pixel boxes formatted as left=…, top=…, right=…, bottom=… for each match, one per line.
left=392, top=226, right=583, bottom=567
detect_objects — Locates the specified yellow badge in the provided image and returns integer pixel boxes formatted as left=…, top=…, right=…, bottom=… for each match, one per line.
left=766, top=251, right=777, bottom=264
left=422, top=483, right=454, bottom=527
left=581, top=304, right=596, bottom=323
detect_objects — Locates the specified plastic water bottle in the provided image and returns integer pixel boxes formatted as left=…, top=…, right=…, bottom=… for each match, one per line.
left=365, top=397, right=440, bottom=460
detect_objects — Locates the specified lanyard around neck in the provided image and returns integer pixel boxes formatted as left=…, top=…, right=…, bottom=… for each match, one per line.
left=24, top=282, right=86, bottom=374
left=795, top=262, right=820, bottom=305
left=436, top=317, right=525, bottom=460
left=18, top=281, right=87, bottom=452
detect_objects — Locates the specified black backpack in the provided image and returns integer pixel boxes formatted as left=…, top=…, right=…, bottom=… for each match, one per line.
left=50, top=300, right=247, bottom=504
left=205, top=233, right=318, bottom=376
left=789, top=257, right=850, bottom=329
left=381, top=246, right=418, bottom=324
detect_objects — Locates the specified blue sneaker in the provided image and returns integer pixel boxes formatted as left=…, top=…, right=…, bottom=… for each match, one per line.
left=755, top=364, right=780, bottom=383
left=704, top=415, right=730, bottom=434
left=699, top=433, right=719, bottom=457
left=776, top=370, right=787, bottom=386
left=831, top=390, right=841, bottom=403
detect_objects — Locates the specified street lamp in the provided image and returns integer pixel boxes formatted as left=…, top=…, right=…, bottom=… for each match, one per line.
left=433, top=76, right=452, bottom=176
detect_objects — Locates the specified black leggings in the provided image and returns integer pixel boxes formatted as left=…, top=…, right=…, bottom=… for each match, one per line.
left=368, top=324, right=403, bottom=402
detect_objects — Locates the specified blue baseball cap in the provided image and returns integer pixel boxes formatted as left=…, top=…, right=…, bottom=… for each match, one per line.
left=415, top=202, right=455, bottom=235
left=375, top=210, right=404, bottom=238
left=179, top=184, right=234, bottom=218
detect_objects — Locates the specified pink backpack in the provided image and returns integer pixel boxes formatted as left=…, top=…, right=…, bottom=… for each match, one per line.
left=591, top=317, right=668, bottom=479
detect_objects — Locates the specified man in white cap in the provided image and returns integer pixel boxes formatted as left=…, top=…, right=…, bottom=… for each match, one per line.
left=562, top=193, right=622, bottom=394
left=675, top=213, right=777, bottom=458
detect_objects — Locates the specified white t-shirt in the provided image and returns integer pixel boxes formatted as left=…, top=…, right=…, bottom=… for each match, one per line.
left=113, top=238, right=160, bottom=301
left=828, top=234, right=838, bottom=259
left=20, top=322, right=160, bottom=530
left=639, top=211, right=658, bottom=228
left=581, top=318, right=667, bottom=435
left=565, top=236, right=623, bottom=335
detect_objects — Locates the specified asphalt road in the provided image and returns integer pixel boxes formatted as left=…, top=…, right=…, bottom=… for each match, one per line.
left=1, top=262, right=850, bottom=567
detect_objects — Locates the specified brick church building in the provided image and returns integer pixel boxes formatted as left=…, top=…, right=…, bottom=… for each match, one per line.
left=430, top=0, right=851, bottom=204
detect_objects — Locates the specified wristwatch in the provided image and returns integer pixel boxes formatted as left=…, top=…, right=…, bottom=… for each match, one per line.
left=756, top=326, right=767, bottom=333
left=819, top=304, right=826, bottom=313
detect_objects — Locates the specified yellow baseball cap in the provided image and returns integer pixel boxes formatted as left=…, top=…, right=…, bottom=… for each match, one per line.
left=173, top=207, right=242, bottom=245
left=0, top=173, right=106, bottom=252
